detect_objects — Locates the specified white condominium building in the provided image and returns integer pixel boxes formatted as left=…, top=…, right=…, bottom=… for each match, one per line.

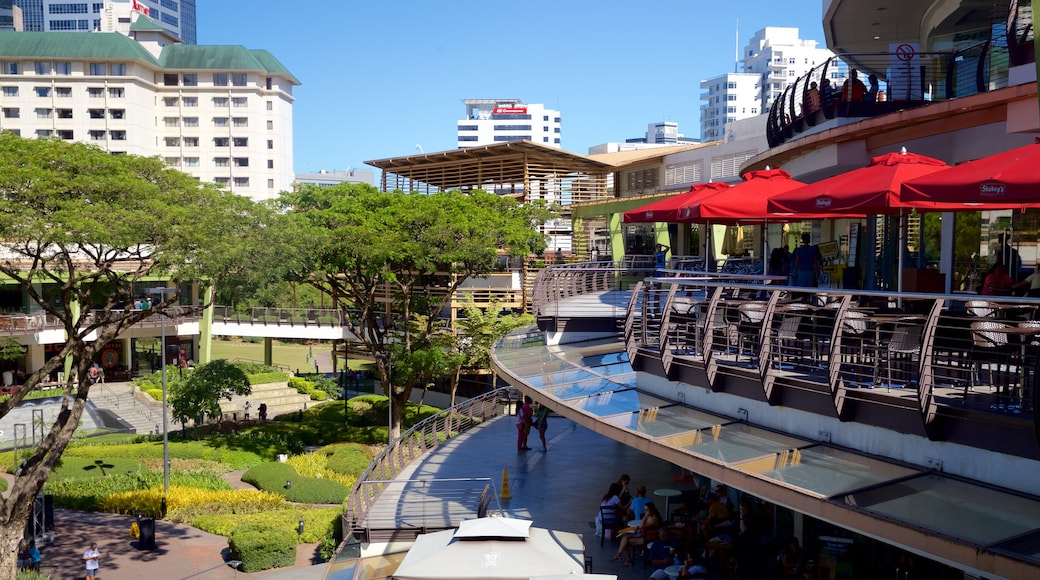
left=0, top=21, right=297, bottom=201
left=457, top=99, right=561, bottom=149
left=700, top=27, right=833, bottom=141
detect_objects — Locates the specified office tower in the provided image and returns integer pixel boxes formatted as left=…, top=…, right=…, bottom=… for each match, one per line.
left=457, top=99, right=561, bottom=149
left=14, top=0, right=196, bottom=44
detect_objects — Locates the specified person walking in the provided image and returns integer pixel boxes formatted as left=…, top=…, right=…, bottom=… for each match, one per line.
left=83, top=541, right=101, bottom=580
left=243, top=400, right=251, bottom=421
left=515, top=396, right=533, bottom=451
left=534, top=402, right=550, bottom=450
left=26, top=539, right=40, bottom=572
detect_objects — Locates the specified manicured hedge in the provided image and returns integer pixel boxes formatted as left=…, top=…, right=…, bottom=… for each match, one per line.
left=229, top=523, right=297, bottom=572
left=325, top=444, right=371, bottom=477
left=241, top=461, right=349, bottom=504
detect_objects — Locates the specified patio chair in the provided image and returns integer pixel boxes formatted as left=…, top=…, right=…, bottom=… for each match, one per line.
left=968, top=320, right=1016, bottom=406
left=599, top=505, right=622, bottom=546
left=883, top=318, right=923, bottom=391
left=736, top=302, right=768, bottom=363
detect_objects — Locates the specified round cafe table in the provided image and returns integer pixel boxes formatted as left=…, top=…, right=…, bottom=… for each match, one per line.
left=653, top=488, right=682, bottom=520
left=664, top=564, right=683, bottom=580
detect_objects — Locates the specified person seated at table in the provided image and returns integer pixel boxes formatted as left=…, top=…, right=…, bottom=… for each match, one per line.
left=596, top=482, right=624, bottom=537
left=646, top=530, right=676, bottom=573
left=613, top=502, right=662, bottom=567
left=982, top=262, right=1014, bottom=296
left=1013, top=264, right=1040, bottom=297
left=701, top=494, right=732, bottom=541
left=627, top=484, right=651, bottom=520
left=616, top=473, right=633, bottom=507
left=648, top=550, right=709, bottom=580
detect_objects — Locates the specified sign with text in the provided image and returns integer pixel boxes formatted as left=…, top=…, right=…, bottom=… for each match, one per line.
left=888, top=42, right=922, bottom=100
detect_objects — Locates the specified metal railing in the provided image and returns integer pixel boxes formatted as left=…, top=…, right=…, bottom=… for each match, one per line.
left=624, top=278, right=1040, bottom=435
left=341, top=387, right=510, bottom=544
left=210, top=306, right=344, bottom=327
left=766, top=34, right=1014, bottom=148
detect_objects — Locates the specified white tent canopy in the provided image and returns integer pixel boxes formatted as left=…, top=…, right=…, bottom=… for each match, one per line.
left=392, top=517, right=587, bottom=580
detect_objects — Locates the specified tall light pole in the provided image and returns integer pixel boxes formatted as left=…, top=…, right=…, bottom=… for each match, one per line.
left=147, top=287, right=176, bottom=516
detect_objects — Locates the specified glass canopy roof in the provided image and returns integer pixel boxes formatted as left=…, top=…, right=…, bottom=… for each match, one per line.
left=494, top=331, right=1040, bottom=566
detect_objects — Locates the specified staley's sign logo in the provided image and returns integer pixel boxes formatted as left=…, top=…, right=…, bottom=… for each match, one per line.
left=979, top=181, right=1007, bottom=197
left=815, top=196, right=833, bottom=209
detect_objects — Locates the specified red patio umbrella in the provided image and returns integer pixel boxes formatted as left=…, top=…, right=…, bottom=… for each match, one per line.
left=767, top=151, right=950, bottom=216
left=622, top=181, right=731, bottom=223
left=687, top=168, right=810, bottom=223
left=900, top=138, right=1040, bottom=209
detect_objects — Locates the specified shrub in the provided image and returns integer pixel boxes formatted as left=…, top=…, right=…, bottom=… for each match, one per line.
left=310, top=390, right=327, bottom=401
left=191, top=506, right=340, bottom=543
left=143, top=388, right=163, bottom=401
left=229, top=523, right=297, bottom=572
left=99, top=485, right=284, bottom=518
left=289, top=376, right=314, bottom=396
left=312, top=376, right=341, bottom=400
left=48, top=470, right=238, bottom=513
left=241, top=462, right=349, bottom=504
left=248, top=371, right=290, bottom=385
left=325, top=444, right=372, bottom=478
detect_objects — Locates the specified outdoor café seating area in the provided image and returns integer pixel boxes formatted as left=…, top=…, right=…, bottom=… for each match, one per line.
left=629, top=278, right=1040, bottom=421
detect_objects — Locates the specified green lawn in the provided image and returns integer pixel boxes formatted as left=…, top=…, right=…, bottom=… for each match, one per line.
left=208, top=339, right=372, bottom=375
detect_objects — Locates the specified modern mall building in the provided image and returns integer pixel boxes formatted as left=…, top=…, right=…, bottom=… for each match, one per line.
left=488, top=1, right=1040, bottom=578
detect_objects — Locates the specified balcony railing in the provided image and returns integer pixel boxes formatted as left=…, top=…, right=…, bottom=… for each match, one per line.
left=341, top=387, right=510, bottom=545
left=766, top=35, right=1015, bottom=148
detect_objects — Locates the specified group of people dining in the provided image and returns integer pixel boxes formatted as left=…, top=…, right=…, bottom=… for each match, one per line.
left=596, top=474, right=813, bottom=579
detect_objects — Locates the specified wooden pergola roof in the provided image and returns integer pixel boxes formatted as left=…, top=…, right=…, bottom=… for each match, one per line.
left=365, top=141, right=615, bottom=200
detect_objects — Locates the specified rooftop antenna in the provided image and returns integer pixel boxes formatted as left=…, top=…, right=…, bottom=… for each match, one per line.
left=735, top=18, right=739, bottom=73
left=415, top=144, right=425, bottom=154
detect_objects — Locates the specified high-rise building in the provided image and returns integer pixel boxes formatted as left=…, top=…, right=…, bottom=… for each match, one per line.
left=13, top=0, right=196, bottom=44
left=457, top=99, right=561, bottom=149
left=700, top=27, right=832, bottom=141
left=743, top=27, right=832, bottom=110
left=699, top=73, right=762, bottom=141
left=0, top=25, right=298, bottom=201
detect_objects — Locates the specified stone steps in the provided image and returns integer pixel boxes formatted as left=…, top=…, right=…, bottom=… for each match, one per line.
left=88, top=385, right=165, bottom=435
left=219, top=382, right=313, bottom=420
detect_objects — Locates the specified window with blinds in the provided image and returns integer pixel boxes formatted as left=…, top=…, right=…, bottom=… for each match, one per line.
left=710, top=150, right=758, bottom=180
left=665, top=161, right=703, bottom=186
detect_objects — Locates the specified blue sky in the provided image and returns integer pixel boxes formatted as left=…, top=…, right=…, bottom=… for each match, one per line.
left=196, top=2, right=825, bottom=175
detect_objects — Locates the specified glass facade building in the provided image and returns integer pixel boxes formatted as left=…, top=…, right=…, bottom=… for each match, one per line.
left=13, top=0, right=196, bottom=44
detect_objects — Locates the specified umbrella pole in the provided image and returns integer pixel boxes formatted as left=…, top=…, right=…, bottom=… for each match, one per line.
left=897, top=212, right=906, bottom=305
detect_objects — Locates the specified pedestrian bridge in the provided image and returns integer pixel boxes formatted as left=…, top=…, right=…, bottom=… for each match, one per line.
left=209, top=306, right=356, bottom=341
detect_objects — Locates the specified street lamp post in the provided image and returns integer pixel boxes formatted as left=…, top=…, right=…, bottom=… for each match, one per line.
left=147, top=287, right=176, bottom=516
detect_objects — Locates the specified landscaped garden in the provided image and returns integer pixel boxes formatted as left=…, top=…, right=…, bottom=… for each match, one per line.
left=4, top=384, right=440, bottom=574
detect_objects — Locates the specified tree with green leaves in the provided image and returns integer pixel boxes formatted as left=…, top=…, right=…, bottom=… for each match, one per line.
left=169, top=359, right=251, bottom=432
left=0, top=133, right=268, bottom=576
left=280, top=183, right=550, bottom=439
left=446, top=298, right=533, bottom=407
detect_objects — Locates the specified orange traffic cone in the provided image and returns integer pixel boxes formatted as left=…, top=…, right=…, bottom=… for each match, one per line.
left=500, top=462, right=512, bottom=499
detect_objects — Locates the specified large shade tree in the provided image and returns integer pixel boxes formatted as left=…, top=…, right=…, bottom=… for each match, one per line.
left=0, top=133, right=269, bottom=576
left=281, top=183, right=549, bottom=439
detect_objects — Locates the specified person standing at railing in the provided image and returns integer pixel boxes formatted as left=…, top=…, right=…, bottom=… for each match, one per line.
left=803, top=81, right=821, bottom=114
left=841, top=70, right=867, bottom=102
left=865, top=74, right=881, bottom=103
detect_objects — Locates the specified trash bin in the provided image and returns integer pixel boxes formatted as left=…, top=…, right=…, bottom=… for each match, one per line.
left=137, top=516, right=156, bottom=550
